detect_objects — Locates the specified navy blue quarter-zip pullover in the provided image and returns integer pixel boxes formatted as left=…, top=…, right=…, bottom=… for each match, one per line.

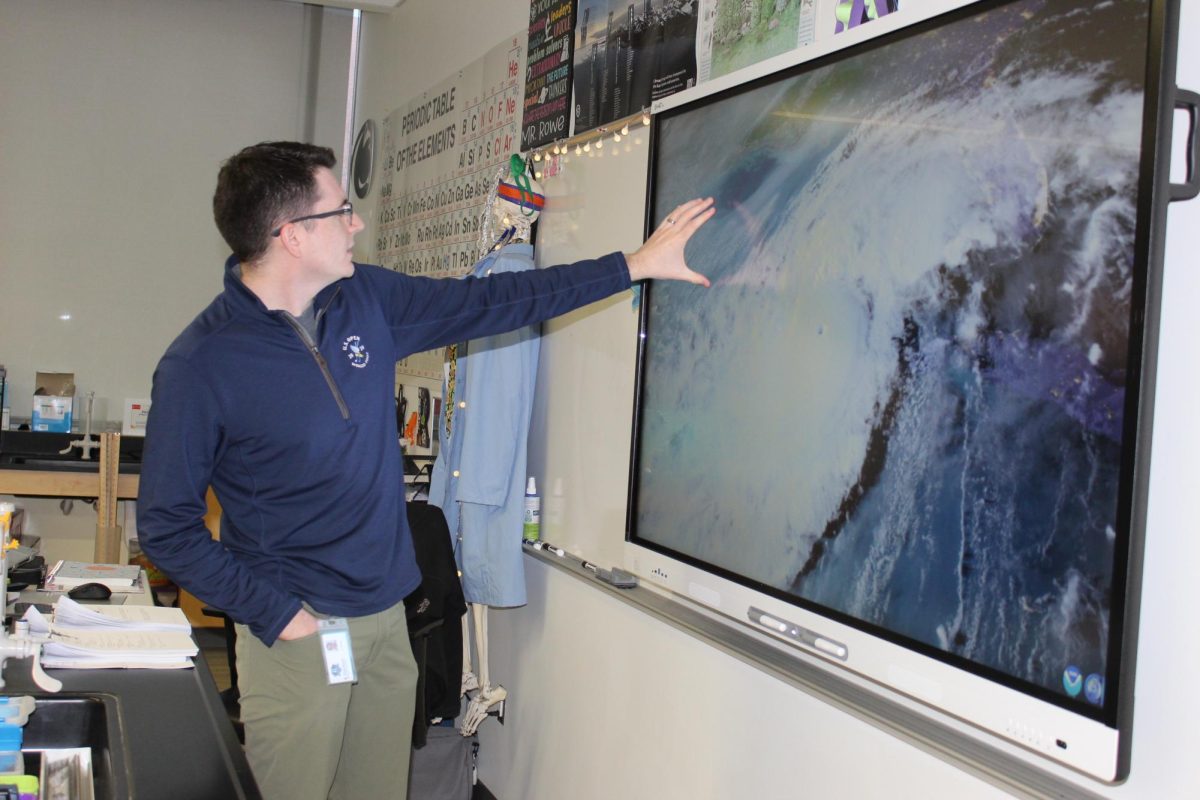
left=137, top=253, right=630, bottom=644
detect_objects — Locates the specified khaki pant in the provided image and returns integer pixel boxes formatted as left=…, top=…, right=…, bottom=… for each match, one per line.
left=235, top=602, right=418, bottom=800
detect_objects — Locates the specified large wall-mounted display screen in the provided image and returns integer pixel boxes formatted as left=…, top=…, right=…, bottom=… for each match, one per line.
left=630, top=0, right=1177, bottom=780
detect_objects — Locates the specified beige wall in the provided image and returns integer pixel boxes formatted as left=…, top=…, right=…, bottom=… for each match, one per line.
left=0, top=0, right=354, bottom=561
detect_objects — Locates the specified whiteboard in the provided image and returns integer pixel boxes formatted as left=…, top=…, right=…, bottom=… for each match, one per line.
left=527, top=131, right=656, bottom=568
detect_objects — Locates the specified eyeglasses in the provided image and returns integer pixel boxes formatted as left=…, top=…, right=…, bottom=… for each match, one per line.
left=270, top=201, right=354, bottom=237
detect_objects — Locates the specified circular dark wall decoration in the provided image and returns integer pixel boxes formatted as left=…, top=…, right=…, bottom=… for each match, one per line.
left=351, top=119, right=376, bottom=199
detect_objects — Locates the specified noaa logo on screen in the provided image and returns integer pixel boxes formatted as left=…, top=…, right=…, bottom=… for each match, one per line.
left=342, top=335, right=370, bottom=368
left=1084, top=674, right=1105, bottom=706
left=1062, top=665, right=1083, bottom=697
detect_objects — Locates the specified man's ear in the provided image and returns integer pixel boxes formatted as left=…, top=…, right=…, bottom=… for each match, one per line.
left=276, top=223, right=305, bottom=259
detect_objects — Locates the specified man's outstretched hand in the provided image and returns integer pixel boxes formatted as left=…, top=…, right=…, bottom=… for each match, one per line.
left=625, top=197, right=715, bottom=287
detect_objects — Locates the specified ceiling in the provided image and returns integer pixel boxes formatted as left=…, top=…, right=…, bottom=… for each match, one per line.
left=296, top=0, right=405, bottom=12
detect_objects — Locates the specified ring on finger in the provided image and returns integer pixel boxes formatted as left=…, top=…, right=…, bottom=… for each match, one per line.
left=665, top=217, right=675, bottom=224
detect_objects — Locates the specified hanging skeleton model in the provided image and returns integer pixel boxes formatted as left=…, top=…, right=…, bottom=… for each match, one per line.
left=458, top=155, right=545, bottom=737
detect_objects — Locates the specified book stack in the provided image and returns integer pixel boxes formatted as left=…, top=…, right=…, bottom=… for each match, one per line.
left=43, top=561, right=143, bottom=593
left=24, top=597, right=197, bottom=670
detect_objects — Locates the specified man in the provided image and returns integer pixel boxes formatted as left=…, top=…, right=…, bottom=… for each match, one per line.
left=137, top=141, right=713, bottom=799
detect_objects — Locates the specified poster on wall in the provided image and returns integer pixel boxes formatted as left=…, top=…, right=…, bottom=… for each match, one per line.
left=697, top=0, right=817, bottom=83
left=372, top=34, right=526, bottom=381
left=522, top=0, right=576, bottom=150
left=834, top=0, right=897, bottom=33
left=572, top=0, right=700, bottom=135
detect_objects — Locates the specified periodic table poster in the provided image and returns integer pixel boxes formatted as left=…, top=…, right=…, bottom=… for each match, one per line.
left=374, top=34, right=526, bottom=380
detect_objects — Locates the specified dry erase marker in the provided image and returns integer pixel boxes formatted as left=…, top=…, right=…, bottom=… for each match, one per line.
left=580, top=560, right=600, bottom=573
left=538, top=541, right=565, bottom=557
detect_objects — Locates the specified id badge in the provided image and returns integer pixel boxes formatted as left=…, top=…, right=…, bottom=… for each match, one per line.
left=318, top=616, right=357, bottom=685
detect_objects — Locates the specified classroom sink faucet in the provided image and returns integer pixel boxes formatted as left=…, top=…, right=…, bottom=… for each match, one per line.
left=60, top=391, right=100, bottom=460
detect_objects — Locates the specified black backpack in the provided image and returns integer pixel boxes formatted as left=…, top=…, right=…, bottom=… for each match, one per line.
left=404, top=501, right=468, bottom=747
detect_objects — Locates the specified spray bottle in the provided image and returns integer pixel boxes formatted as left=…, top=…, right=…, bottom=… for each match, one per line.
left=523, top=477, right=540, bottom=543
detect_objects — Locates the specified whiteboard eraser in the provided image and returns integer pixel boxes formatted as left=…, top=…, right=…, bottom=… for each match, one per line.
left=596, top=568, right=638, bottom=588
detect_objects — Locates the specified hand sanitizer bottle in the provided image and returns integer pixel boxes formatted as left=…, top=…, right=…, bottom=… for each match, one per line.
left=522, top=477, right=540, bottom=543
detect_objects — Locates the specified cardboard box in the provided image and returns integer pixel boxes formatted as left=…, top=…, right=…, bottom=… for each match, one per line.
left=123, top=398, right=151, bottom=436
left=32, top=372, right=75, bottom=433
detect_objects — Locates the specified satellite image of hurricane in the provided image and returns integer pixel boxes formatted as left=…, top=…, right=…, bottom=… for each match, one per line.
left=635, top=0, right=1149, bottom=704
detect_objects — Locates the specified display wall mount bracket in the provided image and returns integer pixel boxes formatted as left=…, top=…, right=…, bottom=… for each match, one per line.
left=1171, top=87, right=1200, bottom=201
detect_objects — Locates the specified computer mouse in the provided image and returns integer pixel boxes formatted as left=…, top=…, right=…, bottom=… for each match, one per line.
left=67, top=582, right=113, bottom=601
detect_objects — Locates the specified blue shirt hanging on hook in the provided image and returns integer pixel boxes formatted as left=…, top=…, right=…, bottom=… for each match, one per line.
left=429, top=242, right=541, bottom=607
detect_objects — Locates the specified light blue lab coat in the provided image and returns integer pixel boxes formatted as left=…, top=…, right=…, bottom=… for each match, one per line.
left=429, top=243, right=540, bottom=606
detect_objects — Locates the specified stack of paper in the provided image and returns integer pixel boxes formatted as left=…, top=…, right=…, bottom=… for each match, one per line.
left=41, top=629, right=197, bottom=670
left=51, top=597, right=191, bottom=632
left=24, top=597, right=197, bottom=669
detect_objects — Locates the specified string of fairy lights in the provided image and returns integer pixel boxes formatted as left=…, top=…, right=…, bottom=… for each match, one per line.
left=525, top=110, right=653, bottom=180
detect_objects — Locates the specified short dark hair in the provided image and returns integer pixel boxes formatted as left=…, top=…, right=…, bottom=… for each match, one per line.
left=213, top=142, right=337, bottom=263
